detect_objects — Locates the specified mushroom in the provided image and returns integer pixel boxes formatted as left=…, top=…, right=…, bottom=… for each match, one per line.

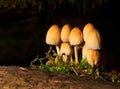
left=61, top=24, right=71, bottom=42
left=83, top=23, right=95, bottom=42
left=60, top=42, right=73, bottom=63
left=83, top=28, right=102, bottom=74
left=85, top=29, right=101, bottom=50
left=87, top=49, right=100, bottom=72
left=69, top=27, right=83, bottom=65
left=45, top=24, right=61, bottom=55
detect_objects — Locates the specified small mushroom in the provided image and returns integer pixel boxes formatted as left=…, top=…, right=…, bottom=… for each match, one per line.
left=61, top=24, right=71, bottom=42
left=85, top=29, right=101, bottom=50
left=69, top=27, right=83, bottom=65
left=83, top=23, right=95, bottom=42
left=60, top=42, right=73, bottom=63
left=45, top=24, right=61, bottom=55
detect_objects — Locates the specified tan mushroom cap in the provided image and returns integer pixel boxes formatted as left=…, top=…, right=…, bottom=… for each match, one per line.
left=61, top=24, right=71, bottom=42
left=60, top=42, right=72, bottom=56
left=85, top=29, right=101, bottom=50
left=60, top=42, right=73, bottom=63
left=82, top=44, right=88, bottom=59
left=45, top=24, right=61, bottom=46
left=83, top=23, right=95, bottom=42
left=69, top=27, right=83, bottom=46
left=87, top=49, right=100, bottom=67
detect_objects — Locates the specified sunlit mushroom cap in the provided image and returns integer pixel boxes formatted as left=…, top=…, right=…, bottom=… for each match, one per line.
left=82, top=44, right=88, bottom=59
left=46, top=24, right=61, bottom=46
left=87, top=49, right=100, bottom=67
left=61, top=24, right=71, bottom=42
left=60, top=42, right=72, bottom=56
left=85, top=29, right=101, bottom=50
left=83, top=23, right=95, bottom=42
left=69, top=27, right=83, bottom=46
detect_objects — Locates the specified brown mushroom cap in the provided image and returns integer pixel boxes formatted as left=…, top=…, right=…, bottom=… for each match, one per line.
left=61, top=24, right=71, bottom=42
left=45, top=24, right=61, bottom=46
left=69, top=27, right=83, bottom=46
left=87, top=49, right=100, bottom=67
left=83, top=23, right=95, bottom=42
left=85, top=29, right=101, bottom=50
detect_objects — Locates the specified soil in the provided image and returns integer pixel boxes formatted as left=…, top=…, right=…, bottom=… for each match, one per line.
left=0, top=66, right=120, bottom=89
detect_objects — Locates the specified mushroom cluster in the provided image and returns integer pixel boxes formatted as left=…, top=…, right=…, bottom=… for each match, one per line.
left=82, top=23, right=102, bottom=72
left=45, top=23, right=102, bottom=69
left=45, top=24, right=84, bottom=65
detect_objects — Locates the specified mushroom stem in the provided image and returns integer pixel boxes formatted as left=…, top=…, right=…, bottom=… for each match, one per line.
left=56, top=45, right=60, bottom=55
left=70, top=55, right=73, bottom=63
left=74, top=45, right=79, bottom=65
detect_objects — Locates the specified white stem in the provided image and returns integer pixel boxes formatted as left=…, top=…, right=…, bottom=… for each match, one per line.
left=56, top=45, right=60, bottom=55
left=74, top=46, right=79, bottom=65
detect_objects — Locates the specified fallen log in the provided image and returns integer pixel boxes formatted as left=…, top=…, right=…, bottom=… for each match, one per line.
left=0, top=66, right=120, bottom=89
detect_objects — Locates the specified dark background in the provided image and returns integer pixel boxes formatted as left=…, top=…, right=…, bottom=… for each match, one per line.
left=0, top=0, right=120, bottom=67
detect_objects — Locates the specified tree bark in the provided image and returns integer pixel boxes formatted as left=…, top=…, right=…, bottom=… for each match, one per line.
left=0, top=66, right=120, bottom=89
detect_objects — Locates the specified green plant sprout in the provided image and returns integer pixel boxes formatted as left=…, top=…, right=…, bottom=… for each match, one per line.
left=78, top=58, right=93, bottom=73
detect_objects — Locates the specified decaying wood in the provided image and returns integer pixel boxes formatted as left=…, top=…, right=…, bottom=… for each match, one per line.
left=0, top=66, right=120, bottom=89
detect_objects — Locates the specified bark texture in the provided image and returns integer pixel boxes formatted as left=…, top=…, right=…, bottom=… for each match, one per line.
left=0, top=66, right=120, bottom=89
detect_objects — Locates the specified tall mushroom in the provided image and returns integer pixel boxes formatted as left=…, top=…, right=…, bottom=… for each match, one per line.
left=69, top=27, right=83, bottom=65
left=61, top=24, right=71, bottom=42
left=85, top=28, right=102, bottom=74
left=60, top=42, right=73, bottom=63
left=83, top=23, right=95, bottom=42
left=45, top=24, right=61, bottom=55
